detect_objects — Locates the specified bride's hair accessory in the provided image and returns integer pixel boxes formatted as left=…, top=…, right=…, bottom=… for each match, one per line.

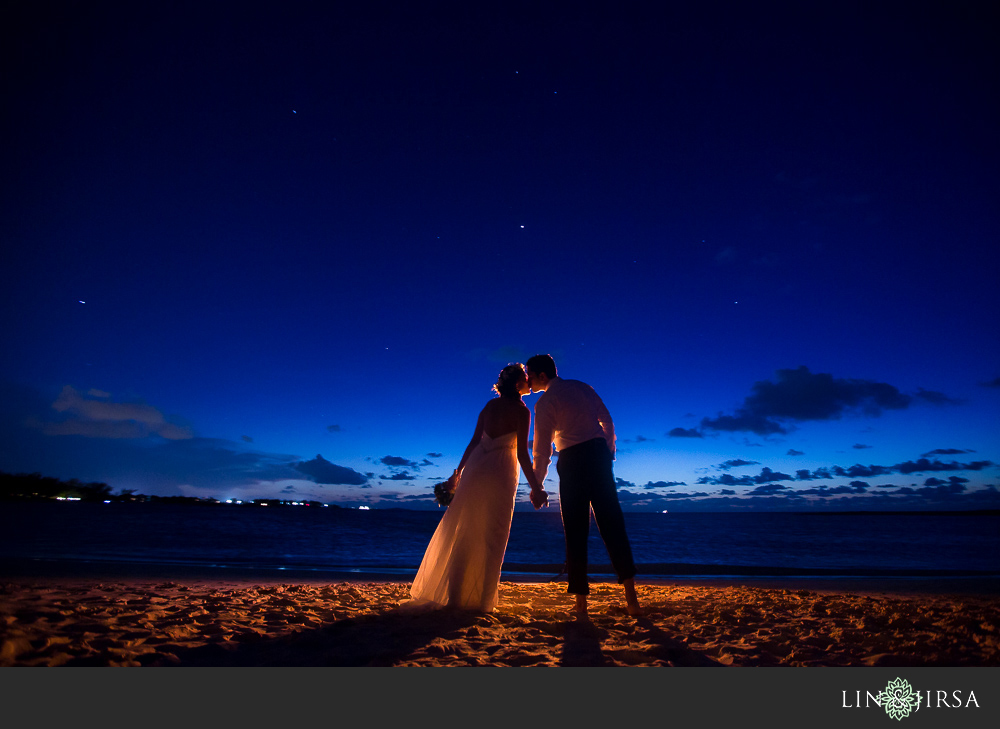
left=492, top=363, right=526, bottom=399
left=433, top=481, right=456, bottom=507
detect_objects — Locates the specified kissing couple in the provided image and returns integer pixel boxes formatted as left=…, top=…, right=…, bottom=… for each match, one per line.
left=410, top=354, right=642, bottom=620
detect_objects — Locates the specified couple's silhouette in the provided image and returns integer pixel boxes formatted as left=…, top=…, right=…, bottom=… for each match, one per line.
left=410, top=354, right=642, bottom=620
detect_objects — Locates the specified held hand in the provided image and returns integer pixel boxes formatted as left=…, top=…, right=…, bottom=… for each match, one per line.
left=530, top=488, right=549, bottom=510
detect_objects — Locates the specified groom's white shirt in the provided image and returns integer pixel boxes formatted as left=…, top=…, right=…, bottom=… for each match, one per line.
left=532, top=376, right=616, bottom=484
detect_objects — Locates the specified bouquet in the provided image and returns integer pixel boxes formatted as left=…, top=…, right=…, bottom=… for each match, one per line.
left=434, top=480, right=456, bottom=507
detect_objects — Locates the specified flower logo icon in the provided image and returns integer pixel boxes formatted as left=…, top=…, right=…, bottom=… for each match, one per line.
left=877, top=678, right=921, bottom=720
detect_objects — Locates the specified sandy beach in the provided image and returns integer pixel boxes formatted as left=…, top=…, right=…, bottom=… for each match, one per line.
left=2, top=569, right=999, bottom=667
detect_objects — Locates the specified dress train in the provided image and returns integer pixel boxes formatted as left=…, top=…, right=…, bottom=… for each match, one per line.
left=409, top=431, right=518, bottom=612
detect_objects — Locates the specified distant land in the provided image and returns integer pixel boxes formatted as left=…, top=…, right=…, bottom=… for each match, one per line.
left=0, top=471, right=334, bottom=508
left=2, top=472, right=998, bottom=516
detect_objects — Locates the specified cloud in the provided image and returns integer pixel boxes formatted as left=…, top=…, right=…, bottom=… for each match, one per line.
left=924, top=476, right=969, bottom=488
left=617, top=489, right=710, bottom=502
left=699, top=366, right=913, bottom=435
left=796, top=482, right=870, bottom=496
left=789, top=458, right=993, bottom=482
left=696, top=474, right=755, bottom=487
left=700, top=412, right=787, bottom=436
left=42, top=436, right=306, bottom=492
left=293, top=455, right=369, bottom=485
left=717, top=459, right=760, bottom=470
left=641, top=480, right=686, bottom=489
left=832, top=464, right=893, bottom=478
left=787, top=449, right=804, bottom=456
left=795, top=469, right=832, bottom=481
left=381, top=471, right=417, bottom=481
left=427, top=452, right=443, bottom=458
left=241, top=435, right=254, bottom=443
left=667, top=427, right=703, bottom=438
left=980, top=377, right=1000, bottom=388
left=852, top=444, right=872, bottom=450
left=694, top=453, right=995, bottom=497
left=753, top=467, right=793, bottom=483
left=1, top=383, right=353, bottom=495
left=696, top=467, right=793, bottom=487
left=914, top=478, right=968, bottom=496
left=390, top=492, right=437, bottom=503
left=380, top=455, right=418, bottom=468
left=921, top=448, right=974, bottom=457
left=715, top=246, right=737, bottom=264
left=625, top=434, right=655, bottom=443
left=599, top=481, right=1000, bottom=512
left=656, top=490, right=711, bottom=500
left=327, top=425, right=342, bottom=433
left=913, top=388, right=964, bottom=406
left=158, top=439, right=306, bottom=487
left=893, top=458, right=993, bottom=474
left=39, top=386, right=194, bottom=440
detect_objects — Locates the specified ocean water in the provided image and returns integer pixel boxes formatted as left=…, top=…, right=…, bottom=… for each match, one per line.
left=1, top=502, right=998, bottom=579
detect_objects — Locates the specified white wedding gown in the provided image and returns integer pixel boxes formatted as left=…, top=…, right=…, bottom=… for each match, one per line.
left=410, top=430, right=518, bottom=612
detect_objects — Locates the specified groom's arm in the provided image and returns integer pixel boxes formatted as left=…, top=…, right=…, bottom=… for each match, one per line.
left=594, top=391, right=616, bottom=461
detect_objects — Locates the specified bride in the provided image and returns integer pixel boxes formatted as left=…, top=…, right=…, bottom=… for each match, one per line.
left=410, top=363, right=548, bottom=612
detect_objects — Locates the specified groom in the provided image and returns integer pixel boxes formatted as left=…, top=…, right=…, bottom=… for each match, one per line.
left=525, top=354, right=642, bottom=618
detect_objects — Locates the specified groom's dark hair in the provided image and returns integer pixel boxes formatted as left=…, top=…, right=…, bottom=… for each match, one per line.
left=526, top=354, right=557, bottom=379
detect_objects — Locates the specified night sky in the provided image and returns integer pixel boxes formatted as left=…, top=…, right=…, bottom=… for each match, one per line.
left=3, top=2, right=998, bottom=511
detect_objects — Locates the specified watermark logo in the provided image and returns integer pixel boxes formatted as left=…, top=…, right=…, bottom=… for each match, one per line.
left=842, top=676, right=979, bottom=719
left=876, top=678, right=920, bottom=721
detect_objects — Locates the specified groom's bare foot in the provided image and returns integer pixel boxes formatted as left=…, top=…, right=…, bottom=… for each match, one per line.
left=623, top=578, right=644, bottom=617
left=574, top=594, right=590, bottom=621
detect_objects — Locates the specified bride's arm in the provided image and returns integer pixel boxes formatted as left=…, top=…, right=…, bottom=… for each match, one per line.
left=452, top=406, right=486, bottom=483
left=516, top=406, right=545, bottom=495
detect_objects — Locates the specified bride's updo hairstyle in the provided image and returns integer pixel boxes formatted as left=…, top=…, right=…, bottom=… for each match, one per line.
left=493, top=363, right=526, bottom=400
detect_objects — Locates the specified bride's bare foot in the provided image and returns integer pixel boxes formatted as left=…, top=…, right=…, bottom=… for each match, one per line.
left=575, top=593, right=590, bottom=621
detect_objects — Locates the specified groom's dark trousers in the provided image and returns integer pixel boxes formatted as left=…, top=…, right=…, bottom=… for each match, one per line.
left=556, top=437, right=637, bottom=595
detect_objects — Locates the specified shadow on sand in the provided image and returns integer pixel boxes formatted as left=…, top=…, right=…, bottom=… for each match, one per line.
left=156, top=608, right=482, bottom=667
left=149, top=606, right=725, bottom=667
left=559, top=616, right=722, bottom=667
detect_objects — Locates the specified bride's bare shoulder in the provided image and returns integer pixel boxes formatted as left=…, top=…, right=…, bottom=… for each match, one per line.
left=481, top=397, right=526, bottom=429
left=479, top=397, right=506, bottom=420
left=496, top=397, right=529, bottom=414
